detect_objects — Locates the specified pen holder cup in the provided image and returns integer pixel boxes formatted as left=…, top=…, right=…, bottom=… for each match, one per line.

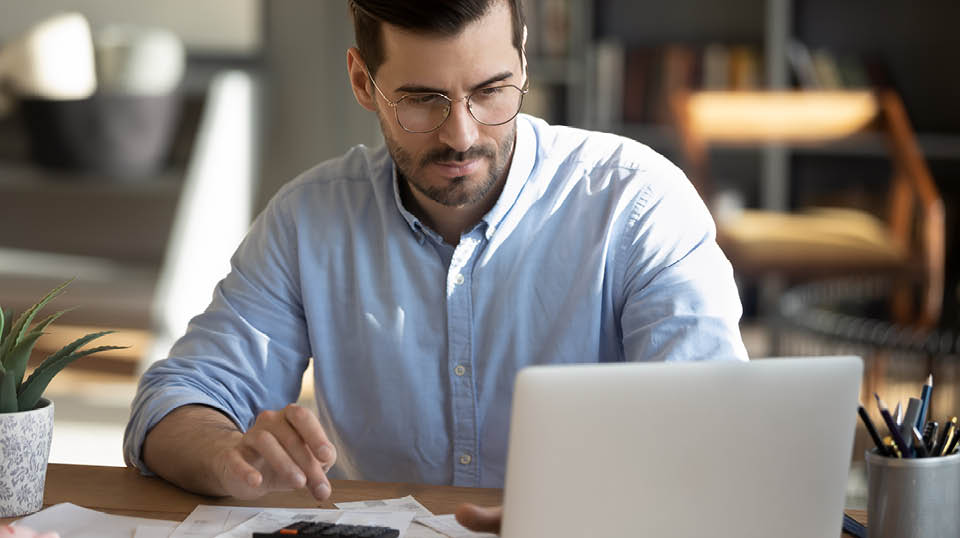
left=865, top=449, right=960, bottom=538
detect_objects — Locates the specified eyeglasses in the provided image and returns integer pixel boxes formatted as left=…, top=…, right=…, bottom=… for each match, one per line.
left=366, top=68, right=528, bottom=133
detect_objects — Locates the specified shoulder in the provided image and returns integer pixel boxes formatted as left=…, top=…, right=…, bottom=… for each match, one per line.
left=523, top=115, right=680, bottom=178
left=269, top=144, right=392, bottom=212
left=522, top=115, right=698, bottom=217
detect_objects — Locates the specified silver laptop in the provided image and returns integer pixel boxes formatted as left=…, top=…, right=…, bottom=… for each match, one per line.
left=500, top=357, right=862, bottom=538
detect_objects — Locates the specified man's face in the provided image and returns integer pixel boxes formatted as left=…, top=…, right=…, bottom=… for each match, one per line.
left=370, top=2, right=523, bottom=208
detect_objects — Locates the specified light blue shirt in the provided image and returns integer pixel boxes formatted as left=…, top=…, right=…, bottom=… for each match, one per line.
left=124, top=114, right=747, bottom=488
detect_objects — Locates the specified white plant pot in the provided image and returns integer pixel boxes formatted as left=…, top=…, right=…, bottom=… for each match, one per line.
left=0, top=398, right=54, bottom=518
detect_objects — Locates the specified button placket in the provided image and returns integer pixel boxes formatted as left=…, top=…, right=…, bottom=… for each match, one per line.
left=445, top=234, right=482, bottom=485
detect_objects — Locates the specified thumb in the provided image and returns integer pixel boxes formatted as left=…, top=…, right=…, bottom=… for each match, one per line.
left=454, top=503, right=502, bottom=534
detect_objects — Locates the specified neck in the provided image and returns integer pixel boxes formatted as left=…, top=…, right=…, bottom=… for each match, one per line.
left=399, top=171, right=508, bottom=246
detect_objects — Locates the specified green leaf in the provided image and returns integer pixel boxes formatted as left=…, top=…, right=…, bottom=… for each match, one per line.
left=0, top=370, right=17, bottom=414
left=18, top=344, right=127, bottom=411
left=2, top=330, right=44, bottom=389
left=36, top=330, right=114, bottom=373
left=0, top=309, right=12, bottom=350
left=0, top=279, right=73, bottom=363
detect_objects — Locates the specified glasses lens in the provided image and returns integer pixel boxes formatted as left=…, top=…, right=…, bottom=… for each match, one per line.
left=396, top=94, right=451, bottom=133
left=469, top=85, right=524, bottom=125
left=393, top=86, right=525, bottom=132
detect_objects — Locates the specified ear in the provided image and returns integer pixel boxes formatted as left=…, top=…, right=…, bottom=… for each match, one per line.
left=346, top=47, right=377, bottom=112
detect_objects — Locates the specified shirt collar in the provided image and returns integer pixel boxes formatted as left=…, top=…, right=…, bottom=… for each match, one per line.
left=480, top=114, right=535, bottom=238
left=390, top=114, right=536, bottom=242
left=391, top=164, right=427, bottom=242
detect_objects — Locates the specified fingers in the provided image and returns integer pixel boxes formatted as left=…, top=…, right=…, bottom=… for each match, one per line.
left=454, top=503, right=503, bottom=534
left=283, top=404, right=338, bottom=471
left=275, top=405, right=335, bottom=499
left=217, top=405, right=336, bottom=501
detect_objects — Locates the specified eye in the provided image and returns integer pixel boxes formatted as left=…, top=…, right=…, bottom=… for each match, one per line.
left=407, top=94, right=444, bottom=106
left=478, top=86, right=504, bottom=97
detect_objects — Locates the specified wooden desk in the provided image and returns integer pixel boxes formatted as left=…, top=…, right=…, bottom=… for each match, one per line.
left=4, top=463, right=867, bottom=535
left=1, top=464, right=502, bottom=525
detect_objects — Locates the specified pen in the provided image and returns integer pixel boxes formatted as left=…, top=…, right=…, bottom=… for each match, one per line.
left=930, top=417, right=957, bottom=456
left=945, top=423, right=960, bottom=456
left=883, top=436, right=902, bottom=458
left=911, top=427, right=929, bottom=457
left=901, top=398, right=922, bottom=449
left=917, top=374, right=933, bottom=429
left=858, top=405, right=887, bottom=456
left=922, top=421, right=939, bottom=453
left=875, top=394, right=911, bottom=457
left=893, top=401, right=903, bottom=426
left=936, top=417, right=957, bottom=456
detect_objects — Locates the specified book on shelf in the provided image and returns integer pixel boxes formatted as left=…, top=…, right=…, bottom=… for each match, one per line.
left=787, top=41, right=879, bottom=90
left=525, top=0, right=572, bottom=59
left=593, top=40, right=624, bottom=130
left=601, top=42, right=763, bottom=127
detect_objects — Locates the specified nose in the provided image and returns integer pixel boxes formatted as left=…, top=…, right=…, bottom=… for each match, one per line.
left=436, top=98, right=479, bottom=153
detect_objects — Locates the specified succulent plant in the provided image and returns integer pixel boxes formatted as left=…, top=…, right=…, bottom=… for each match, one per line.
left=0, top=279, right=127, bottom=413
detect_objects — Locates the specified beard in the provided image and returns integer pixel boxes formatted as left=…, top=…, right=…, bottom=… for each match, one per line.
left=380, top=116, right=517, bottom=207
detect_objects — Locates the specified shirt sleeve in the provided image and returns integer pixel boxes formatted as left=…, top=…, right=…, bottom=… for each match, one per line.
left=615, top=160, right=749, bottom=363
left=123, top=190, right=312, bottom=474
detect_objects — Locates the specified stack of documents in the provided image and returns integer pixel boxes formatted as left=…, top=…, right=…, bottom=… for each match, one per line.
left=14, top=496, right=496, bottom=538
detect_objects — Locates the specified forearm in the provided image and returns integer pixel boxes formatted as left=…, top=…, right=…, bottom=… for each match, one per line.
left=142, top=404, right=244, bottom=497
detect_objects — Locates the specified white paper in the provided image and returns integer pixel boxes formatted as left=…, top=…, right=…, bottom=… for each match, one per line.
left=402, top=522, right=447, bottom=538
left=335, top=510, right=416, bottom=534
left=181, top=505, right=414, bottom=538
left=169, top=506, right=263, bottom=538
left=133, top=525, right=177, bottom=538
left=15, top=502, right=178, bottom=538
left=216, top=509, right=334, bottom=538
left=415, top=514, right=498, bottom=538
left=335, top=495, right=434, bottom=519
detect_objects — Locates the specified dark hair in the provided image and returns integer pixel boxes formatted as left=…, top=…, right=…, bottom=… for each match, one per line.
left=349, top=0, right=525, bottom=77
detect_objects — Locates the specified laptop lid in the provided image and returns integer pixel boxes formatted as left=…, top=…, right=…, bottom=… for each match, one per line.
left=500, top=357, right=862, bottom=538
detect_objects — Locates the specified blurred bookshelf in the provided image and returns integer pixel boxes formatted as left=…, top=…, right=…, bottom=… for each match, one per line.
left=523, top=0, right=960, bottom=325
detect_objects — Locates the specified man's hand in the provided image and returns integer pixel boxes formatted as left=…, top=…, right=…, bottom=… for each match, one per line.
left=454, top=503, right=502, bottom=534
left=214, top=404, right=338, bottom=500
left=143, top=404, right=337, bottom=501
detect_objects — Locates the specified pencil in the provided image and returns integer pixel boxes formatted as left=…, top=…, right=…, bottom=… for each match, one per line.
left=875, top=394, right=911, bottom=457
left=858, top=405, right=887, bottom=456
left=917, top=374, right=933, bottom=429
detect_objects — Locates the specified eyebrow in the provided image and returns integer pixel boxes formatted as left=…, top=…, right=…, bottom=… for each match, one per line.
left=394, top=71, right=514, bottom=94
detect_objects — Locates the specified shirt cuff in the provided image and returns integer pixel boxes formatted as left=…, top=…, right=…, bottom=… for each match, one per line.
left=123, top=388, right=243, bottom=476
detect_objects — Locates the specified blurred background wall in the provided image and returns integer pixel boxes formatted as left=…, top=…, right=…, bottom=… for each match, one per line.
left=0, top=2, right=957, bottom=510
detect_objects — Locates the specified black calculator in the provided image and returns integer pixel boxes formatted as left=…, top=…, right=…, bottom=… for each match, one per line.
left=252, top=520, right=400, bottom=538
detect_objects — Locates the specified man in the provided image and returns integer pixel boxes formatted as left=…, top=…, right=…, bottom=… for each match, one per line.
left=124, top=0, right=747, bottom=532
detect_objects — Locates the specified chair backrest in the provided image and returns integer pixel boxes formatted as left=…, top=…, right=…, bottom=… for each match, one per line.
left=672, top=89, right=944, bottom=326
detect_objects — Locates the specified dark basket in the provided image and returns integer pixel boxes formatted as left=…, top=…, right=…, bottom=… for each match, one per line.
left=19, top=92, right=181, bottom=178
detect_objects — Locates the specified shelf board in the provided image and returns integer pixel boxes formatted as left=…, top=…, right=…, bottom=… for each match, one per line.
left=0, top=160, right=184, bottom=196
left=616, top=123, right=960, bottom=160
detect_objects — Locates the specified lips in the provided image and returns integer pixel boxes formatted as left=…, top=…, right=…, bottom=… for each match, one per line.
left=431, top=159, right=482, bottom=178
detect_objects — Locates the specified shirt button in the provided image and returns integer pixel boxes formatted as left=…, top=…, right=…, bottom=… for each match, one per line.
left=460, top=453, right=472, bottom=465
left=454, top=364, right=467, bottom=376
left=455, top=273, right=465, bottom=285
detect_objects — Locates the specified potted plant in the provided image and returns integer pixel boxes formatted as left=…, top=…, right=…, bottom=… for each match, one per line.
left=0, top=280, right=126, bottom=517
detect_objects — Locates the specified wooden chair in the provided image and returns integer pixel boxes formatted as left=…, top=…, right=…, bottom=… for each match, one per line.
left=672, top=90, right=945, bottom=328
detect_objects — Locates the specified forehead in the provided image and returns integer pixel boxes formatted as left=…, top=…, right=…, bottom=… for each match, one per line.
left=376, top=2, right=519, bottom=90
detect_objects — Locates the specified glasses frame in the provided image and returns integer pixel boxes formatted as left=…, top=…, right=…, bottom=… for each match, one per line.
left=365, top=66, right=529, bottom=134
